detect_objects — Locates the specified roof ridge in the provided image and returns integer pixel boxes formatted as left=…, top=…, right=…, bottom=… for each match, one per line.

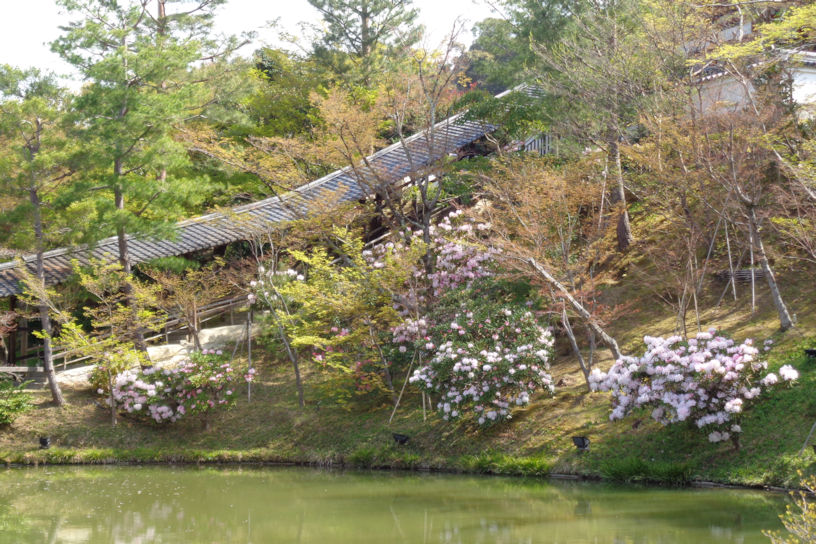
left=0, top=84, right=536, bottom=292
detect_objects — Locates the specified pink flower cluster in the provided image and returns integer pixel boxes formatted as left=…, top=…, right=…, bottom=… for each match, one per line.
left=112, top=367, right=181, bottom=422
left=391, top=212, right=497, bottom=343
left=109, top=350, right=253, bottom=423
left=428, top=238, right=497, bottom=297
left=589, top=329, right=799, bottom=443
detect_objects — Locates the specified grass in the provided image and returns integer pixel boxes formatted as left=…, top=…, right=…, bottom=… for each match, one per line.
left=598, top=456, right=694, bottom=485
left=2, top=237, right=816, bottom=488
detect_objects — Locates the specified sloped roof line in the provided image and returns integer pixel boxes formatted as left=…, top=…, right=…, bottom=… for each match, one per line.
left=0, top=85, right=532, bottom=297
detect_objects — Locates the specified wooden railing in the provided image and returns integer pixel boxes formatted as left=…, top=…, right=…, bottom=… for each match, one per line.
left=4, top=294, right=251, bottom=373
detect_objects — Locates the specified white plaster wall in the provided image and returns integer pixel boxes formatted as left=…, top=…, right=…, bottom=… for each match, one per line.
left=792, top=68, right=816, bottom=105
left=698, top=67, right=816, bottom=115
left=697, top=77, right=754, bottom=113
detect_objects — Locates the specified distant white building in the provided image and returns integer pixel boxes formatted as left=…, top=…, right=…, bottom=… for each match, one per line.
left=697, top=52, right=816, bottom=113
left=693, top=18, right=816, bottom=114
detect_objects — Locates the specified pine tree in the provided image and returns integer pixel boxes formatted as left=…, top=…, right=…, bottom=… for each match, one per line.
left=50, top=0, right=230, bottom=274
left=307, top=0, right=422, bottom=84
left=0, top=66, right=75, bottom=406
left=51, top=0, right=239, bottom=350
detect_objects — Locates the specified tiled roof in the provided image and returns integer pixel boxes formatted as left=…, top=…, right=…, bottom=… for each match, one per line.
left=0, top=86, right=533, bottom=297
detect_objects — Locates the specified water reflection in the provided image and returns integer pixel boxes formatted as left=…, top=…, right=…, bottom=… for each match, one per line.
left=0, top=466, right=785, bottom=543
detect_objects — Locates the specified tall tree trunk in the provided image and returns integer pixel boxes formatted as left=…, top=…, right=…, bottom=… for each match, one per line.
left=113, top=182, right=130, bottom=274
left=272, top=314, right=304, bottom=408
left=608, top=136, right=633, bottom=251
left=157, top=0, right=168, bottom=184
left=114, top=180, right=149, bottom=354
left=28, top=121, right=64, bottom=406
left=30, top=183, right=64, bottom=407
left=562, top=308, right=591, bottom=391
left=749, top=208, right=794, bottom=331
left=113, top=39, right=148, bottom=356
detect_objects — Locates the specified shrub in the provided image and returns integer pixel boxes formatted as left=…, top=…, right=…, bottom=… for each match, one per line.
left=0, top=379, right=33, bottom=425
left=347, top=447, right=378, bottom=468
left=110, top=349, right=253, bottom=424
left=590, top=329, right=799, bottom=446
left=409, top=279, right=555, bottom=426
left=765, top=473, right=816, bottom=543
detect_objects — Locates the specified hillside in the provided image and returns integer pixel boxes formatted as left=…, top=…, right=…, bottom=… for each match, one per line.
left=2, top=209, right=815, bottom=488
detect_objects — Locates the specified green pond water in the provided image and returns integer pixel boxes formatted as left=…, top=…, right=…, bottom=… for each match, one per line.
left=0, top=466, right=787, bottom=543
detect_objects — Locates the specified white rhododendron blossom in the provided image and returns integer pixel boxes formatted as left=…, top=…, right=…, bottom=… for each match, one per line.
left=410, top=308, right=555, bottom=426
left=589, top=329, right=798, bottom=443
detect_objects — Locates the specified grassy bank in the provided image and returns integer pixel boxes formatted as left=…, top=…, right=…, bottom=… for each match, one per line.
left=2, top=332, right=814, bottom=487
left=2, top=237, right=816, bottom=488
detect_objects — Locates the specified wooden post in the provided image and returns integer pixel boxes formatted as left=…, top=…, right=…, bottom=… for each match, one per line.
left=8, top=296, right=17, bottom=366
left=725, top=222, right=737, bottom=302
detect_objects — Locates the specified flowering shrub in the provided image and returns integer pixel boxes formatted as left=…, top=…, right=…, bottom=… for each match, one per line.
left=589, top=329, right=799, bottom=445
left=110, top=349, right=251, bottom=424
left=248, top=210, right=546, bottom=420
left=112, top=366, right=183, bottom=423
left=424, top=212, right=496, bottom=297
left=179, top=350, right=243, bottom=418
left=409, top=278, right=555, bottom=425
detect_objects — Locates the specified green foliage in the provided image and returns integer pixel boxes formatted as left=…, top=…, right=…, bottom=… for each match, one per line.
left=50, top=0, right=230, bottom=252
left=0, top=65, right=79, bottom=252
left=466, top=0, right=579, bottom=93
left=765, top=472, right=816, bottom=543
left=0, top=379, right=34, bottom=426
left=48, top=261, right=163, bottom=405
left=712, top=4, right=816, bottom=62
left=144, top=257, right=237, bottom=350
left=245, top=48, right=324, bottom=138
left=307, top=0, right=421, bottom=84
left=457, top=88, right=548, bottom=145
left=256, top=227, right=424, bottom=406
left=143, top=256, right=201, bottom=274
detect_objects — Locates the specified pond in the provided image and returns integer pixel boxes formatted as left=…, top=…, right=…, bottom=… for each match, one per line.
left=0, top=466, right=787, bottom=543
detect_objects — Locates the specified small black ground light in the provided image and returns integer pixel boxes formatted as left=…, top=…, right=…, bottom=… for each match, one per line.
left=39, top=437, right=50, bottom=449
left=805, top=348, right=816, bottom=359
left=572, top=436, right=590, bottom=453
left=392, top=433, right=410, bottom=445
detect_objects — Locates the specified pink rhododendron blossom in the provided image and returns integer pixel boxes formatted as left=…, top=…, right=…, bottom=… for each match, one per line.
left=110, top=350, right=253, bottom=424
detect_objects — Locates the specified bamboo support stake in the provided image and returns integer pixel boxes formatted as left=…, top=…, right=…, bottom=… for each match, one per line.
left=800, top=421, right=816, bottom=456
left=422, top=392, right=426, bottom=422
left=388, top=352, right=416, bottom=425
left=725, top=222, right=737, bottom=302
left=749, top=227, right=756, bottom=313
left=247, top=309, right=253, bottom=404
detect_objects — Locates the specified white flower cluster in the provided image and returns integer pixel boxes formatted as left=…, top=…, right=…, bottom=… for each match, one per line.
left=589, top=329, right=799, bottom=443
left=410, top=310, right=555, bottom=426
